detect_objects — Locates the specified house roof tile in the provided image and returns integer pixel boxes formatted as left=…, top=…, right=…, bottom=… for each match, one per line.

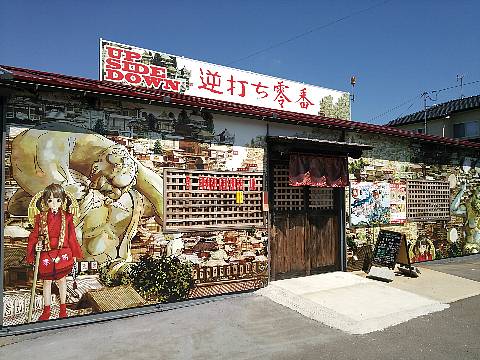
left=387, top=95, right=480, bottom=127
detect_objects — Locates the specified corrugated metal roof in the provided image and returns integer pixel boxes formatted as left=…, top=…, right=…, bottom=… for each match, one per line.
left=387, top=95, right=480, bottom=127
left=2, top=64, right=480, bottom=150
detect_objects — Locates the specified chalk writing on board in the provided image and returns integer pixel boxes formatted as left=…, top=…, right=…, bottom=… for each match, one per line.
left=372, top=230, right=403, bottom=269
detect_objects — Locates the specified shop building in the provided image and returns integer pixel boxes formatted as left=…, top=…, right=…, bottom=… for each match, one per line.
left=1, top=41, right=480, bottom=331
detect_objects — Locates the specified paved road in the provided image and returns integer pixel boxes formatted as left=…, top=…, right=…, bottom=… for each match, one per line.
left=1, top=255, right=479, bottom=360
left=420, top=254, right=480, bottom=282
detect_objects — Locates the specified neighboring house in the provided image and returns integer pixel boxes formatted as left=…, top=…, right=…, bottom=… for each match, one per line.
left=387, top=95, right=480, bottom=141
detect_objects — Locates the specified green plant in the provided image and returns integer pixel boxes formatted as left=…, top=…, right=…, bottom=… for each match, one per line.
left=346, top=235, right=358, bottom=252
left=448, top=242, right=464, bottom=258
left=334, top=93, right=351, bottom=120
left=153, top=140, right=163, bottom=154
left=93, top=117, right=106, bottom=135
left=129, top=255, right=194, bottom=303
left=435, top=249, right=444, bottom=260
left=348, top=158, right=366, bottom=175
left=98, top=261, right=132, bottom=287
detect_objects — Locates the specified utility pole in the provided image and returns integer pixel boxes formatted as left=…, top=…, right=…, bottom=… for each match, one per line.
left=457, top=74, right=464, bottom=99
left=422, top=91, right=437, bottom=134
left=350, top=76, right=356, bottom=121
left=422, top=92, right=428, bottom=134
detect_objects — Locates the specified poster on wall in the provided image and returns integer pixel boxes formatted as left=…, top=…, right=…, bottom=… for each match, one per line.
left=389, top=183, right=407, bottom=224
left=3, top=93, right=268, bottom=327
left=350, top=182, right=406, bottom=226
left=99, top=39, right=351, bottom=119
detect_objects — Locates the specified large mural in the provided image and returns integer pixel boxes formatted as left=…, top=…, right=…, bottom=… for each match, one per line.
left=3, top=87, right=480, bottom=327
left=3, top=93, right=268, bottom=326
left=345, top=135, right=480, bottom=269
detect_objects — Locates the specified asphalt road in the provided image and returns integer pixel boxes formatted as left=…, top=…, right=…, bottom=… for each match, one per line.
left=1, top=255, right=479, bottom=360
left=419, top=254, right=480, bottom=282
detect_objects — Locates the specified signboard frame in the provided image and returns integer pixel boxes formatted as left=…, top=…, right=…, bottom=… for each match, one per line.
left=99, top=39, right=350, bottom=118
left=371, top=230, right=410, bottom=270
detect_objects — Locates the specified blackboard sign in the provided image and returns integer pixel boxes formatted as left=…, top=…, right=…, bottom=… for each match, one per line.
left=372, top=230, right=404, bottom=269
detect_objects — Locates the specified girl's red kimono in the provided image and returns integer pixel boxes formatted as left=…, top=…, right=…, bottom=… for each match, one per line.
left=27, top=209, right=83, bottom=280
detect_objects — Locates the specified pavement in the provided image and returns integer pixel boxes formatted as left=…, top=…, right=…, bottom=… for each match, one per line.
left=387, top=266, right=480, bottom=303
left=419, top=255, right=480, bottom=282
left=257, top=255, right=480, bottom=334
left=1, top=254, right=479, bottom=359
left=258, top=272, right=449, bottom=334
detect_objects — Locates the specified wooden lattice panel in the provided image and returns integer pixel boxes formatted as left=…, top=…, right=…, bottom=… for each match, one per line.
left=164, top=169, right=265, bottom=232
left=273, top=164, right=304, bottom=210
left=406, top=180, right=450, bottom=221
left=310, top=188, right=334, bottom=210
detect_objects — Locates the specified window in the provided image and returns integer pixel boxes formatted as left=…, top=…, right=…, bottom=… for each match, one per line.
left=273, top=164, right=304, bottom=211
left=406, top=180, right=450, bottom=221
left=453, top=123, right=464, bottom=138
left=416, top=128, right=424, bottom=134
left=453, top=121, right=479, bottom=138
left=465, top=121, right=480, bottom=137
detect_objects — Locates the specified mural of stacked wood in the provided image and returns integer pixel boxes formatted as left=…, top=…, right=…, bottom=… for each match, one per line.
left=163, top=169, right=265, bottom=231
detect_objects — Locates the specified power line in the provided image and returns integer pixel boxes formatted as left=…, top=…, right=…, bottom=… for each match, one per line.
left=431, top=79, right=480, bottom=94
left=395, top=97, right=422, bottom=119
left=369, top=94, right=422, bottom=121
left=369, top=79, right=480, bottom=123
left=227, top=0, right=394, bottom=66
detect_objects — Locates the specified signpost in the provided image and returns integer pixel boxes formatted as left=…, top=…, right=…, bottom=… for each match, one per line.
left=367, top=230, right=413, bottom=282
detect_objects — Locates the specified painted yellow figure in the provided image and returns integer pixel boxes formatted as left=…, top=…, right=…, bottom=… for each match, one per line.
left=451, top=182, right=480, bottom=254
left=9, top=123, right=164, bottom=264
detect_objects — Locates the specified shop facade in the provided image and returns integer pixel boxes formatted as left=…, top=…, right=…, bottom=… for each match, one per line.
left=1, top=42, right=480, bottom=332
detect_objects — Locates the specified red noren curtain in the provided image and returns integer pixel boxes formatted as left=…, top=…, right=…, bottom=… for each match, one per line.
left=289, top=154, right=349, bottom=187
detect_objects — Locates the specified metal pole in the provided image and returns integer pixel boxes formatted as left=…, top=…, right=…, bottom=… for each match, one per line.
left=457, top=74, right=464, bottom=99
left=338, top=188, right=346, bottom=271
left=423, top=92, right=428, bottom=134
left=0, top=97, right=6, bottom=330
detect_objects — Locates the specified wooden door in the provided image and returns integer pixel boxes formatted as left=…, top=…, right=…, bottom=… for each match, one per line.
left=306, top=212, right=339, bottom=274
left=270, top=163, right=341, bottom=280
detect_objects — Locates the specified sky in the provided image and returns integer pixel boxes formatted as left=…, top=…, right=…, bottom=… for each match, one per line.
left=1, top=0, right=479, bottom=125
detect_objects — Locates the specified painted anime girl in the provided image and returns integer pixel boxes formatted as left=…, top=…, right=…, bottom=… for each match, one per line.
left=26, top=183, right=83, bottom=321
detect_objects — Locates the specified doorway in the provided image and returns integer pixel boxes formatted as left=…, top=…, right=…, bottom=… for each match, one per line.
left=269, top=160, right=343, bottom=280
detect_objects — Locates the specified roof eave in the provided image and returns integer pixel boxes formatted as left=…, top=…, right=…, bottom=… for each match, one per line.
left=2, top=64, right=480, bottom=151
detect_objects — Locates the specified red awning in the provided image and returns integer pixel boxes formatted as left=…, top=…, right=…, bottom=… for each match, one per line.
left=289, top=154, right=349, bottom=187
